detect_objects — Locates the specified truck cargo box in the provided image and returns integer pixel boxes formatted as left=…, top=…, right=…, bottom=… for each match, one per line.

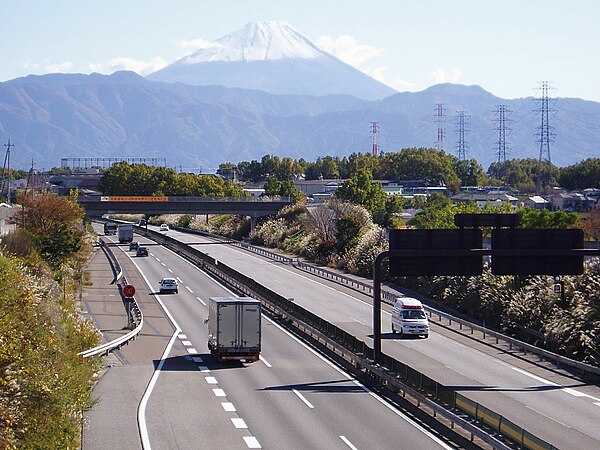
left=207, top=297, right=261, bottom=362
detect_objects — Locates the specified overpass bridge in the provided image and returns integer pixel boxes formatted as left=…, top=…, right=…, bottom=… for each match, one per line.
left=78, top=195, right=292, bottom=226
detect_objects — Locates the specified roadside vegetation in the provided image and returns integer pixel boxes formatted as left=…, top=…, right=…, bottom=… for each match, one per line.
left=0, top=193, right=100, bottom=449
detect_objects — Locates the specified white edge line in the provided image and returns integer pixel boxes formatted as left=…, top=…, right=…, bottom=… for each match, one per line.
left=115, top=245, right=183, bottom=450
left=292, top=389, right=314, bottom=408
left=146, top=235, right=452, bottom=449
left=340, top=436, right=358, bottom=450
left=259, top=355, right=272, bottom=367
left=261, top=313, right=455, bottom=450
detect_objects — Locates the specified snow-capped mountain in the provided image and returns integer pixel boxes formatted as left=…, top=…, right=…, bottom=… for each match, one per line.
left=147, top=21, right=396, bottom=100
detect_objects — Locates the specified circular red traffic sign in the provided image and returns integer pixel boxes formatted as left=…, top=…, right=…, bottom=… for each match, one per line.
left=123, top=284, right=136, bottom=298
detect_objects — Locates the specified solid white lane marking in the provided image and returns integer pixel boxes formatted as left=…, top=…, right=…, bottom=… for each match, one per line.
left=512, top=367, right=600, bottom=401
left=118, top=246, right=183, bottom=450
left=348, top=316, right=365, bottom=325
left=197, top=296, right=206, bottom=306
left=186, top=286, right=193, bottom=293
left=243, top=436, right=261, bottom=448
left=231, top=418, right=248, bottom=429
left=594, top=402, right=600, bottom=407
left=178, top=334, right=187, bottom=339
left=198, top=366, right=209, bottom=372
left=511, top=367, right=556, bottom=385
left=168, top=268, right=173, bottom=273
left=186, top=347, right=198, bottom=354
left=259, top=355, right=272, bottom=367
left=161, top=262, right=166, bottom=267
left=181, top=340, right=192, bottom=346
left=222, top=402, right=236, bottom=412
left=205, top=376, right=218, bottom=384
left=261, top=313, right=454, bottom=450
left=176, top=277, right=183, bottom=283
left=213, top=388, right=226, bottom=397
left=293, top=389, right=314, bottom=408
left=564, top=388, right=587, bottom=397
left=340, top=436, right=358, bottom=450
left=192, top=356, right=203, bottom=363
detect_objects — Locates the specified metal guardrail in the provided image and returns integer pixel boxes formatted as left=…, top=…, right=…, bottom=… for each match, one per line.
left=204, top=233, right=599, bottom=379
left=78, top=238, right=143, bottom=359
left=141, top=227, right=555, bottom=450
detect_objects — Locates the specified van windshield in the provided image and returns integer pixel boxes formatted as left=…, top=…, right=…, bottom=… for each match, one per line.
left=402, top=309, right=426, bottom=320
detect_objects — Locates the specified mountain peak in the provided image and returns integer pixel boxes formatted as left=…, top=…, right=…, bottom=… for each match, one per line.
left=182, top=21, right=323, bottom=64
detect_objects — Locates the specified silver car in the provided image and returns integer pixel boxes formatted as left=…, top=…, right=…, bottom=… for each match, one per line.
left=159, top=277, right=178, bottom=294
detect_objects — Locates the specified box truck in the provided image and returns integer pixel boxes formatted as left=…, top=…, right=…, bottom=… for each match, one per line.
left=391, top=297, right=429, bottom=338
left=207, top=297, right=261, bottom=362
left=103, top=222, right=117, bottom=235
left=117, top=224, right=134, bottom=243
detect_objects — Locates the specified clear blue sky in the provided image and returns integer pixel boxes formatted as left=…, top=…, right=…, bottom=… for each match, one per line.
left=3, top=0, right=598, bottom=101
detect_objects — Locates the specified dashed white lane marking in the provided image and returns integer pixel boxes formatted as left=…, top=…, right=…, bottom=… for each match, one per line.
left=213, top=388, right=226, bottom=397
left=259, top=355, right=272, bottom=367
left=512, top=367, right=555, bottom=385
left=205, top=376, right=218, bottom=384
left=161, top=262, right=166, bottom=267
left=222, top=402, right=236, bottom=412
left=292, top=389, right=314, bottom=408
left=594, top=402, right=600, bottom=407
left=186, top=286, right=193, bottom=293
left=564, top=388, right=587, bottom=397
left=196, top=296, right=206, bottom=306
left=198, top=366, right=209, bottom=372
left=155, top=258, right=161, bottom=262
left=178, top=334, right=187, bottom=339
left=340, top=436, right=358, bottom=450
left=168, top=268, right=173, bottom=273
left=231, top=418, right=248, bottom=429
left=243, top=436, right=261, bottom=448
left=348, top=316, right=365, bottom=325
left=192, top=356, right=203, bottom=363
left=186, top=347, right=198, bottom=354
left=181, top=340, right=192, bottom=346
left=176, top=277, right=183, bottom=283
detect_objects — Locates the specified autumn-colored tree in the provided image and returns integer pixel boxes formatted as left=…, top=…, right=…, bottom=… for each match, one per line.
left=581, top=208, right=600, bottom=241
left=20, top=194, right=85, bottom=270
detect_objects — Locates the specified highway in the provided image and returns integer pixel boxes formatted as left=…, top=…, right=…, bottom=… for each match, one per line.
left=160, top=226, right=600, bottom=450
left=97, top=232, right=461, bottom=449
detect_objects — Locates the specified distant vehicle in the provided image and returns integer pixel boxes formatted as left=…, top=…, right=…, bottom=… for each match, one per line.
left=136, top=246, right=149, bottom=257
left=159, top=224, right=169, bottom=232
left=391, top=297, right=429, bottom=338
left=159, top=277, right=178, bottom=293
left=207, top=297, right=261, bottom=362
left=129, top=241, right=139, bottom=251
left=103, top=222, right=117, bottom=236
left=139, top=218, right=147, bottom=226
left=118, top=224, right=134, bottom=243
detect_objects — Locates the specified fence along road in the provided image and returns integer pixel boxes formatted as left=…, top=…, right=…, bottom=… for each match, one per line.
left=155, top=225, right=600, bottom=450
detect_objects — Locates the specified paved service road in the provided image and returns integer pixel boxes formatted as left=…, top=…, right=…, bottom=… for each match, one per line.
left=85, top=229, right=462, bottom=449
left=162, top=226, right=600, bottom=450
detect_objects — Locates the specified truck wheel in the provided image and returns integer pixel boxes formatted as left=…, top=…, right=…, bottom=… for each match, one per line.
left=399, top=328, right=404, bottom=338
left=423, top=333, right=429, bottom=338
left=391, top=324, right=396, bottom=333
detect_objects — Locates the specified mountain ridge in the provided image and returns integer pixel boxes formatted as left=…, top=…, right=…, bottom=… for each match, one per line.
left=1, top=72, right=599, bottom=172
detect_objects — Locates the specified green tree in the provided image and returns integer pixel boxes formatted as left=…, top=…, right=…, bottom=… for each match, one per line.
left=517, top=208, right=580, bottom=229
left=558, top=158, right=600, bottom=189
left=336, top=169, right=387, bottom=223
left=380, top=148, right=460, bottom=185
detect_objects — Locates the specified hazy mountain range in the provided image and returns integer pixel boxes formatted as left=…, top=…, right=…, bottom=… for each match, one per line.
left=0, top=21, right=598, bottom=172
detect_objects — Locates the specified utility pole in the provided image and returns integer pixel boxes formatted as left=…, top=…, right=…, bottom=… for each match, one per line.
left=370, top=121, right=379, bottom=156
left=435, top=103, right=446, bottom=152
left=534, top=81, right=556, bottom=194
left=1, top=139, right=15, bottom=204
left=454, top=111, right=469, bottom=161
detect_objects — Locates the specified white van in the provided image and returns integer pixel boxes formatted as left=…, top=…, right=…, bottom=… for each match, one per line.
left=391, top=297, right=429, bottom=338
